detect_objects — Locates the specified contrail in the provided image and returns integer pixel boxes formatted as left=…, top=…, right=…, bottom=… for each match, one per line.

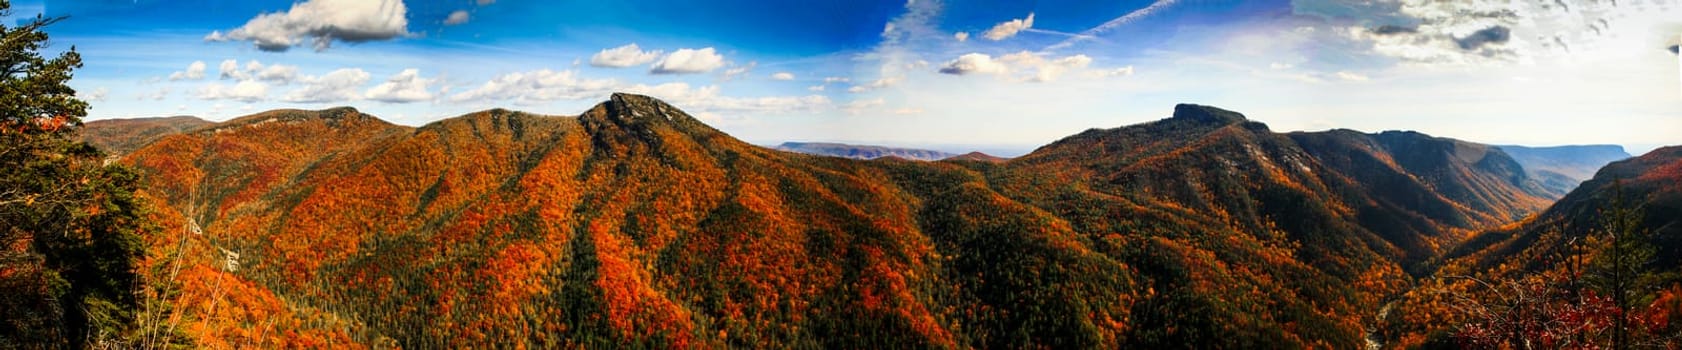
left=1044, top=0, right=1182, bottom=51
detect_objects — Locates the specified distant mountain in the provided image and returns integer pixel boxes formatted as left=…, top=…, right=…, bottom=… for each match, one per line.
left=78, top=115, right=212, bottom=155
left=774, top=141, right=956, bottom=160
left=120, top=96, right=1554, bottom=348
left=942, top=151, right=1007, bottom=163
left=1495, top=144, right=1630, bottom=197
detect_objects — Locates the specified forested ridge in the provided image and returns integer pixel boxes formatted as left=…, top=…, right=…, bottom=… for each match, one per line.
left=100, top=94, right=1581, bottom=348
left=4, top=3, right=1676, bottom=345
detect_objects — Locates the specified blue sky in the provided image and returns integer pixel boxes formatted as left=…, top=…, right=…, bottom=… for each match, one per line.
left=24, top=0, right=1682, bottom=155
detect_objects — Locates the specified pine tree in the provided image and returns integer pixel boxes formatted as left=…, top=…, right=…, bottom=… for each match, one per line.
left=1588, top=180, right=1654, bottom=350
left=0, top=1, right=147, bottom=347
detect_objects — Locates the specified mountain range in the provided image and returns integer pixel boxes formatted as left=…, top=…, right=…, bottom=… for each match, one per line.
left=772, top=141, right=959, bottom=161
left=91, top=94, right=1650, bottom=348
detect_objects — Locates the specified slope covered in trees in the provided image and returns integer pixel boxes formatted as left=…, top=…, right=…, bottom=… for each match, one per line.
left=115, top=95, right=1562, bottom=348
left=79, top=116, right=212, bottom=156
left=1381, top=146, right=1682, bottom=348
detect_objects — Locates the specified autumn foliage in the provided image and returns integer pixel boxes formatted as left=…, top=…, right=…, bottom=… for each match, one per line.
left=110, top=96, right=1577, bottom=348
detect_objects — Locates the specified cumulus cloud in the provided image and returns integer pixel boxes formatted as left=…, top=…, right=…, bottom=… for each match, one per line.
left=954, top=32, right=969, bottom=42
left=651, top=47, right=727, bottom=74
left=938, top=53, right=1009, bottom=75
left=169, top=61, right=207, bottom=81
left=205, top=0, right=408, bottom=52
left=589, top=43, right=662, bottom=68
left=770, top=72, right=795, bottom=80
left=219, top=59, right=249, bottom=80
left=623, top=83, right=832, bottom=114
left=211, top=59, right=299, bottom=84
left=448, top=69, right=619, bottom=104
left=1335, top=71, right=1370, bottom=81
left=448, top=69, right=829, bottom=116
left=364, top=69, right=434, bottom=103
left=198, top=80, right=270, bottom=102
left=982, top=13, right=1034, bottom=41
left=284, top=68, right=371, bottom=103
left=255, top=64, right=300, bottom=83
left=444, top=10, right=470, bottom=25
left=1305, top=0, right=1681, bottom=65
left=807, top=85, right=825, bottom=91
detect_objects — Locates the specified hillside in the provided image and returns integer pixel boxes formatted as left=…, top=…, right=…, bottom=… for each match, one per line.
left=1381, top=146, right=1682, bottom=348
left=79, top=116, right=212, bottom=155
left=121, top=96, right=1556, bottom=348
left=1496, top=144, right=1631, bottom=197
left=943, top=151, right=1007, bottom=163
left=774, top=141, right=956, bottom=160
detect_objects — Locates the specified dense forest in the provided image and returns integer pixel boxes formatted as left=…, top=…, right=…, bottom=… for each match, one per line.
left=4, top=1, right=1681, bottom=347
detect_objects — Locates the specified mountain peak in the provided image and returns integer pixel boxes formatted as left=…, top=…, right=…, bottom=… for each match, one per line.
left=598, top=93, right=692, bottom=123
left=1171, top=103, right=1248, bottom=125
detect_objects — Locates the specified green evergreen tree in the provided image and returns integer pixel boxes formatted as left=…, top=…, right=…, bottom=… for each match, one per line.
left=1588, top=181, right=1655, bottom=350
left=0, top=1, right=147, bottom=347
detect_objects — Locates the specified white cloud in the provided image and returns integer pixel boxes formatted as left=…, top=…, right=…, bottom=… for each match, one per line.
left=448, top=69, right=619, bottom=104
left=1087, top=66, right=1136, bottom=78
left=982, top=12, right=1034, bottom=41
left=448, top=69, right=830, bottom=116
left=255, top=64, right=299, bottom=83
left=444, top=10, right=470, bottom=25
left=940, top=51, right=1128, bottom=82
left=1335, top=71, right=1370, bottom=81
left=589, top=43, right=662, bottom=68
left=169, top=61, right=207, bottom=81
left=722, top=61, right=756, bottom=81
left=624, top=82, right=832, bottom=114
left=77, top=87, right=108, bottom=102
left=954, top=31, right=969, bottom=42
left=841, top=98, right=886, bottom=114
left=219, top=59, right=250, bottom=80
left=284, top=68, right=370, bottom=103
left=847, top=77, right=899, bottom=93
left=937, top=53, right=1009, bottom=75
left=1046, top=0, right=1181, bottom=51
left=198, top=80, right=270, bottom=102
left=771, top=72, right=795, bottom=80
left=364, top=68, right=435, bottom=103
left=823, top=76, right=850, bottom=84
left=205, top=0, right=409, bottom=52
left=807, top=85, right=825, bottom=91
left=650, top=47, right=727, bottom=74
left=1297, top=0, right=1682, bottom=66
